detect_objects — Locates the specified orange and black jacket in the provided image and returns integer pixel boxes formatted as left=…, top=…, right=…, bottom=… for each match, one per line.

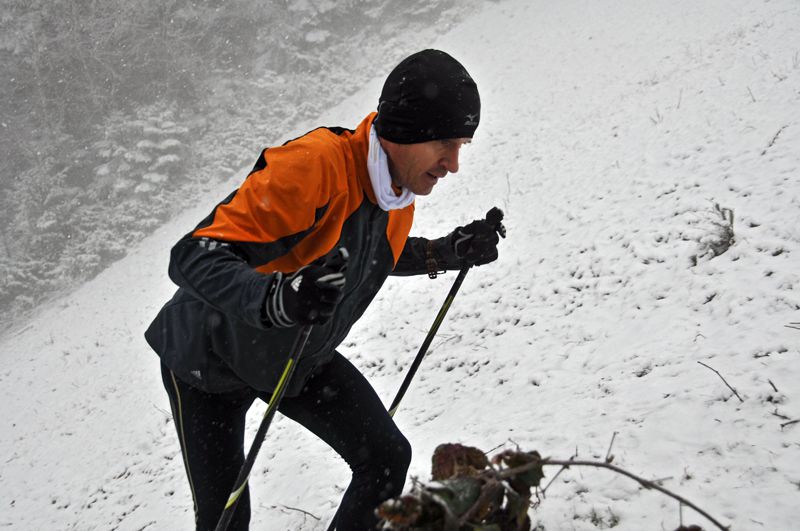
left=145, top=113, right=450, bottom=395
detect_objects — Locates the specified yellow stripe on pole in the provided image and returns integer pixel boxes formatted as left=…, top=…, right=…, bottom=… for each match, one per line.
left=265, top=358, right=294, bottom=417
left=222, top=358, right=295, bottom=510
left=225, top=479, right=250, bottom=509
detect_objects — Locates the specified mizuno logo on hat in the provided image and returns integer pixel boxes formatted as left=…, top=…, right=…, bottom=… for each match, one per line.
left=464, top=113, right=479, bottom=126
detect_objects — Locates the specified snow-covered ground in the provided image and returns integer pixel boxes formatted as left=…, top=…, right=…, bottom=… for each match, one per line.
left=2, top=0, right=799, bottom=529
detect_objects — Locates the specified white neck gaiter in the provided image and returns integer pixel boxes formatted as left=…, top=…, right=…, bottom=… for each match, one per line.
left=367, top=126, right=415, bottom=211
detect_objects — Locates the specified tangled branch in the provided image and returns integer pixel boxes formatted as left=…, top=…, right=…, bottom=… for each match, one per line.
left=377, top=443, right=728, bottom=531
left=536, top=459, right=728, bottom=531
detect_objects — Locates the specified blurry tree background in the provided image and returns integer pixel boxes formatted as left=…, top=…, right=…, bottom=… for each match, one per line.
left=0, top=0, right=479, bottom=330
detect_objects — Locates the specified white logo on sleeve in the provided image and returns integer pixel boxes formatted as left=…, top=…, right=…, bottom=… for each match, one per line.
left=291, top=275, right=304, bottom=292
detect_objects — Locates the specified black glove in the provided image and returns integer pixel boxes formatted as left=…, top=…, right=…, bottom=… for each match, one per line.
left=264, top=248, right=349, bottom=327
left=448, top=207, right=506, bottom=267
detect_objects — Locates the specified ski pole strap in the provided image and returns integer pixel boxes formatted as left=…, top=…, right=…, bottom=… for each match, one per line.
left=214, top=325, right=313, bottom=531
left=425, top=240, right=446, bottom=279
left=388, top=265, right=470, bottom=417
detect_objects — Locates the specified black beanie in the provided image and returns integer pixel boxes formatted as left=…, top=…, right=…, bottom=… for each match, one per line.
left=373, top=49, right=480, bottom=144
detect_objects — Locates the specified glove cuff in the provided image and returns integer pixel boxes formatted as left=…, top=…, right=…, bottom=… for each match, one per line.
left=264, top=273, right=296, bottom=328
left=430, top=235, right=463, bottom=271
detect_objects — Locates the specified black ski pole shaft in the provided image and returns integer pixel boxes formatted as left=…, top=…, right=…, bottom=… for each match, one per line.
left=387, top=265, right=470, bottom=417
left=327, top=209, right=504, bottom=530
left=214, top=324, right=313, bottom=531
left=325, top=266, right=469, bottom=531
left=325, top=266, right=470, bottom=531
left=388, top=207, right=504, bottom=417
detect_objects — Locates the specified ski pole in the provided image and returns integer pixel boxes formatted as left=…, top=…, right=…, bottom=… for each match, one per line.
left=387, top=264, right=470, bottom=417
left=325, top=268, right=470, bottom=531
left=214, top=323, right=313, bottom=531
left=215, top=248, right=349, bottom=531
left=327, top=208, right=505, bottom=530
left=388, top=206, right=505, bottom=417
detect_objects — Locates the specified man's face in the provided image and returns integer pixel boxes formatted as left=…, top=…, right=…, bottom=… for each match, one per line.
left=379, top=137, right=471, bottom=195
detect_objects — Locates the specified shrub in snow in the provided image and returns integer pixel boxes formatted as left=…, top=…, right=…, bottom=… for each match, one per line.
left=93, top=104, right=188, bottom=199
left=378, top=443, right=537, bottom=530
left=377, top=443, right=717, bottom=531
left=703, top=204, right=735, bottom=257
left=689, top=203, right=735, bottom=266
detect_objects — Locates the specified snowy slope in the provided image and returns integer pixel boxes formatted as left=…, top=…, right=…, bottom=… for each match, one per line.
left=2, top=0, right=799, bottom=529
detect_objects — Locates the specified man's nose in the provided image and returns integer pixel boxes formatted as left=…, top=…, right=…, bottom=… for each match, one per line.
left=442, top=146, right=460, bottom=174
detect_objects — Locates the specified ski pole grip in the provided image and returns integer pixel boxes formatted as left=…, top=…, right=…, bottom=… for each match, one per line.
left=485, top=207, right=506, bottom=238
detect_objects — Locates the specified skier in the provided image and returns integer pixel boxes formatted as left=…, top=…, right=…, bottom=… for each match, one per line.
left=145, top=49, right=504, bottom=531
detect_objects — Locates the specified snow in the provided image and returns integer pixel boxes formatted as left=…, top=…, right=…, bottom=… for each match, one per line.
left=2, top=0, right=799, bottom=529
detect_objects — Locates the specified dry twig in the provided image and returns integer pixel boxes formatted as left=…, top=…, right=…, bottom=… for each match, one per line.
left=697, top=361, right=744, bottom=402
left=484, top=441, right=507, bottom=456
left=761, top=125, right=788, bottom=155
left=540, top=448, right=578, bottom=496
left=605, top=431, right=619, bottom=463
left=496, top=458, right=730, bottom=531
left=772, top=409, right=791, bottom=421
left=276, top=504, right=320, bottom=520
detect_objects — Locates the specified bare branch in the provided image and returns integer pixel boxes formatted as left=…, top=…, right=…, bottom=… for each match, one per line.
left=484, top=442, right=507, bottom=455
left=541, top=448, right=578, bottom=496
left=772, top=409, right=791, bottom=421
left=780, top=419, right=800, bottom=430
left=761, top=125, right=788, bottom=156
left=495, top=458, right=729, bottom=531
left=275, top=504, right=320, bottom=521
left=697, top=361, right=744, bottom=402
left=768, top=379, right=778, bottom=393
left=605, top=431, right=619, bottom=463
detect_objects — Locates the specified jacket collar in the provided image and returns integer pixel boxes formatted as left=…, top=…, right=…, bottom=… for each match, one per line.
left=349, top=112, right=379, bottom=204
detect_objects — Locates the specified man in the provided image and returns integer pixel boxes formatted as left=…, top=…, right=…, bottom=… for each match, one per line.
left=145, top=49, right=504, bottom=530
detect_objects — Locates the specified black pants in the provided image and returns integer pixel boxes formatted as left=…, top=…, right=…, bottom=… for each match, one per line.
left=161, top=353, right=411, bottom=531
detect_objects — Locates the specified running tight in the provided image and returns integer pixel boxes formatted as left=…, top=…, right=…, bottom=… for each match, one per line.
left=161, top=353, right=411, bottom=530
